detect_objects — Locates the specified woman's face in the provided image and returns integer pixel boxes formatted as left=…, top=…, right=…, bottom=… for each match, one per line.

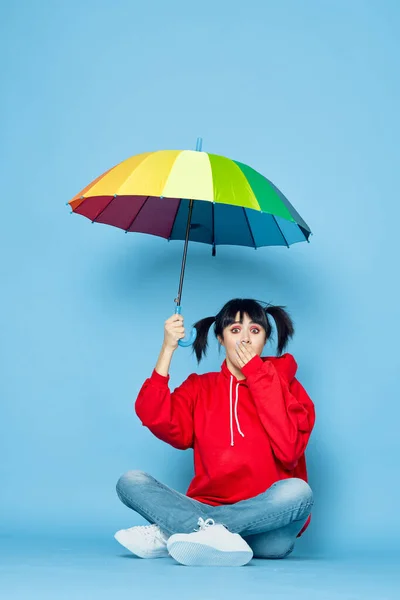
left=218, top=311, right=267, bottom=368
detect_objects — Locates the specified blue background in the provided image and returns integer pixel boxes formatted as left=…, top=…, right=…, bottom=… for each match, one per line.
left=1, top=1, right=400, bottom=596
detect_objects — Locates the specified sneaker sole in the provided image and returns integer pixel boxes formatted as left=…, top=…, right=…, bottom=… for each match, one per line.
left=168, top=541, right=253, bottom=567
left=114, top=531, right=168, bottom=559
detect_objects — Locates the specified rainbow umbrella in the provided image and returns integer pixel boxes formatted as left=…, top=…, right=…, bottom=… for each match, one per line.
left=68, top=139, right=312, bottom=346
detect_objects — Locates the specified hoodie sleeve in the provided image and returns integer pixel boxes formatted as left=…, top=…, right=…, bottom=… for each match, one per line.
left=135, top=369, right=198, bottom=450
left=241, top=354, right=315, bottom=470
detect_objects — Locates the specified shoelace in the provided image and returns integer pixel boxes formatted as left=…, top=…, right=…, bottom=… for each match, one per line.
left=195, top=517, right=215, bottom=531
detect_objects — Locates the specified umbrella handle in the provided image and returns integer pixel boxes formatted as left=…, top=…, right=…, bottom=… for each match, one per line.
left=175, top=305, right=197, bottom=348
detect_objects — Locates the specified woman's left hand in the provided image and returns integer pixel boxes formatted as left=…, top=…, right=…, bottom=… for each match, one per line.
left=235, top=341, right=257, bottom=369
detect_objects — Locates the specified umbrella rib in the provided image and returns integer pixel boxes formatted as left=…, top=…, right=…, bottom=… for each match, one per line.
left=300, top=226, right=311, bottom=242
left=91, top=196, right=116, bottom=223
left=272, top=214, right=290, bottom=248
left=242, top=208, right=257, bottom=249
left=125, top=196, right=150, bottom=232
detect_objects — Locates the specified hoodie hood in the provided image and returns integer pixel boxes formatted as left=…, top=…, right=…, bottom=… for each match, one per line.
left=221, top=353, right=298, bottom=446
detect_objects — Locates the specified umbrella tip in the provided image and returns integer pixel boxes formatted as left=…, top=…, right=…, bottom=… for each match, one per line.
left=196, top=137, right=203, bottom=151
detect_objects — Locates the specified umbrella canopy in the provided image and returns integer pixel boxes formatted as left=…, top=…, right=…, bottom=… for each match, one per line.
left=69, top=149, right=311, bottom=250
left=68, top=140, right=312, bottom=346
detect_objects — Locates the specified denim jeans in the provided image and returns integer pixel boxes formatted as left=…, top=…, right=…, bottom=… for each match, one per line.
left=116, top=471, right=314, bottom=559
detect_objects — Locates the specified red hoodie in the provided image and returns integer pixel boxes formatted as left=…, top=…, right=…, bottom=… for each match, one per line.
left=135, top=353, right=315, bottom=537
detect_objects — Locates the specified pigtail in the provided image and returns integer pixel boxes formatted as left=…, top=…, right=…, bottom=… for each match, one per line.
left=192, top=316, right=216, bottom=364
left=265, top=305, right=294, bottom=355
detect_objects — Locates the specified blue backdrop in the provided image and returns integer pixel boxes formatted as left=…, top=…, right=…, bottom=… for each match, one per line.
left=1, top=0, right=399, bottom=559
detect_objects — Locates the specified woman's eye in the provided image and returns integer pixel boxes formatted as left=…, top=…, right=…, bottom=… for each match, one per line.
left=231, top=328, right=240, bottom=333
left=251, top=329, right=260, bottom=334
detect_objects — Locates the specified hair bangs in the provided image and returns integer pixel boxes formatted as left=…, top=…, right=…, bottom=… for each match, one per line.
left=216, top=298, right=269, bottom=336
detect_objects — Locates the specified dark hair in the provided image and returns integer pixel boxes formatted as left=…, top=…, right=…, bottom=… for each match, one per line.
left=192, top=298, right=294, bottom=364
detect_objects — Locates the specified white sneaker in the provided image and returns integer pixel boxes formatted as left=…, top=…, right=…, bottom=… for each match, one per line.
left=114, top=524, right=169, bottom=558
left=167, top=518, right=253, bottom=567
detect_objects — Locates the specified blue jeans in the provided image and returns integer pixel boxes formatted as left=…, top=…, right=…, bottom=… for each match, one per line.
left=116, top=471, right=314, bottom=559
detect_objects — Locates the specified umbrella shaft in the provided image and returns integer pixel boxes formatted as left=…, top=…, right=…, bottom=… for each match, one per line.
left=175, top=198, right=194, bottom=307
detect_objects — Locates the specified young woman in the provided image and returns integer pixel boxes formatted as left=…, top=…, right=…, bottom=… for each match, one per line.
left=115, top=298, right=315, bottom=567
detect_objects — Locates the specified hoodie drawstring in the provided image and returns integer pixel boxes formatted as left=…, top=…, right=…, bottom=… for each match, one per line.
left=230, top=375, right=245, bottom=446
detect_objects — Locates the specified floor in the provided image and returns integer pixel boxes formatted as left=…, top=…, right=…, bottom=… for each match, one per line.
left=1, top=536, right=399, bottom=600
